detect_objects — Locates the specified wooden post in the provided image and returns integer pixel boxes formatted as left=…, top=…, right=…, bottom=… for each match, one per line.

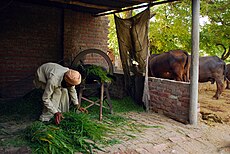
left=99, top=82, right=104, bottom=121
left=189, top=0, right=200, bottom=125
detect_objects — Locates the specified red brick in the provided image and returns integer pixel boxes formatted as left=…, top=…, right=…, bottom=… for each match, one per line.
left=149, top=78, right=191, bottom=124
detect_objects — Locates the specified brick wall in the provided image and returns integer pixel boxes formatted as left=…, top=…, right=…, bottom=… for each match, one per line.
left=0, top=2, right=109, bottom=98
left=110, top=73, right=128, bottom=99
left=0, top=2, right=63, bottom=98
left=148, top=77, right=193, bottom=124
left=63, top=10, right=109, bottom=66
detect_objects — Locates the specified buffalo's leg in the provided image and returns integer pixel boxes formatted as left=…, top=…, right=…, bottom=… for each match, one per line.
left=183, top=71, right=190, bottom=82
left=226, top=80, right=230, bottom=89
left=213, top=79, right=224, bottom=99
left=174, top=67, right=184, bottom=81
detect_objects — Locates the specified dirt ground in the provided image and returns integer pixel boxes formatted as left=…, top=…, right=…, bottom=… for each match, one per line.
left=97, top=82, right=230, bottom=154
left=98, top=112, right=230, bottom=154
left=198, top=82, right=230, bottom=125
left=0, top=83, right=230, bottom=154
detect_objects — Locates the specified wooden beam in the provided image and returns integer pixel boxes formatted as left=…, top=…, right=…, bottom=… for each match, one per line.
left=94, top=0, right=178, bottom=17
left=49, top=0, right=118, bottom=10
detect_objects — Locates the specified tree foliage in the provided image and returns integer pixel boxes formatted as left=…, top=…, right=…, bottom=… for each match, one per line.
left=200, top=0, right=230, bottom=60
left=108, top=0, right=230, bottom=61
left=108, top=14, right=119, bottom=56
left=149, top=0, right=192, bottom=54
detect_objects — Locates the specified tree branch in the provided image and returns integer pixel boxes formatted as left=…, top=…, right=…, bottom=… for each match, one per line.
left=223, top=46, right=230, bottom=60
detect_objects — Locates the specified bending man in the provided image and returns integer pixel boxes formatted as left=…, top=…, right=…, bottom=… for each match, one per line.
left=33, top=62, right=81, bottom=125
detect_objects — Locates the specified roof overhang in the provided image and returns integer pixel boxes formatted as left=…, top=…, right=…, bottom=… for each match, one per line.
left=16, top=0, right=178, bottom=16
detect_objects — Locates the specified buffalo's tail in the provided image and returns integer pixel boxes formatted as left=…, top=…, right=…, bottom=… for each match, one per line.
left=183, top=51, right=189, bottom=69
left=183, top=50, right=189, bottom=82
left=223, top=62, right=229, bottom=82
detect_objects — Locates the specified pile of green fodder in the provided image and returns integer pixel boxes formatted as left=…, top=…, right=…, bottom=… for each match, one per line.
left=85, top=65, right=113, bottom=83
left=25, top=112, right=110, bottom=154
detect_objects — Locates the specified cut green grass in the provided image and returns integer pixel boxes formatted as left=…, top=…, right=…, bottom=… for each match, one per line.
left=0, top=89, right=162, bottom=153
left=24, top=111, right=153, bottom=154
left=24, top=113, right=110, bottom=154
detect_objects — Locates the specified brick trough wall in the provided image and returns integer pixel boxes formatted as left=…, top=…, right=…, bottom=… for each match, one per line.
left=148, top=77, right=191, bottom=124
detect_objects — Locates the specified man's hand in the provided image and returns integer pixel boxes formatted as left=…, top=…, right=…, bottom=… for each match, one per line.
left=78, top=107, right=88, bottom=113
left=74, top=104, right=88, bottom=113
left=54, top=112, right=64, bottom=125
left=75, top=103, right=80, bottom=110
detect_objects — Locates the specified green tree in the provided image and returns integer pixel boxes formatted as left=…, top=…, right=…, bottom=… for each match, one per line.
left=108, top=14, right=119, bottom=56
left=148, top=0, right=229, bottom=60
left=149, top=0, right=192, bottom=54
left=200, top=0, right=230, bottom=61
left=108, top=0, right=230, bottom=61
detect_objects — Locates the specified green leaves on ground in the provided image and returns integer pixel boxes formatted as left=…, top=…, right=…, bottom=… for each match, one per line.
left=25, top=113, right=109, bottom=154
left=1, top=91, right=159, bottom=153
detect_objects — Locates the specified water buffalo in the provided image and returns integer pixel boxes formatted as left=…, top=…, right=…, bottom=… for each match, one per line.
left=148, top=54, right=159, bottom=76
left=148, top=50, right=189, bottom=82
left=226, top=63, right=230, bottom=89
left=199, top=56, right=226, bottom=99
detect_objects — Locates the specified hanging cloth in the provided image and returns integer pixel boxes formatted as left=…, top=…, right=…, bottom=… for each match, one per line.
left=114, top=8, right=150, bottom=107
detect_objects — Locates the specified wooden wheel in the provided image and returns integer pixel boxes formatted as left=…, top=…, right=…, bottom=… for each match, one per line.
left=70, top=49, right=114, bottom=120
left=70, top=48, right=113, bottom=75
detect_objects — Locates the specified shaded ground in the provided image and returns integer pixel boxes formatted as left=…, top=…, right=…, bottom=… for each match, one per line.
left=0, top=83, right=230, bottom=153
